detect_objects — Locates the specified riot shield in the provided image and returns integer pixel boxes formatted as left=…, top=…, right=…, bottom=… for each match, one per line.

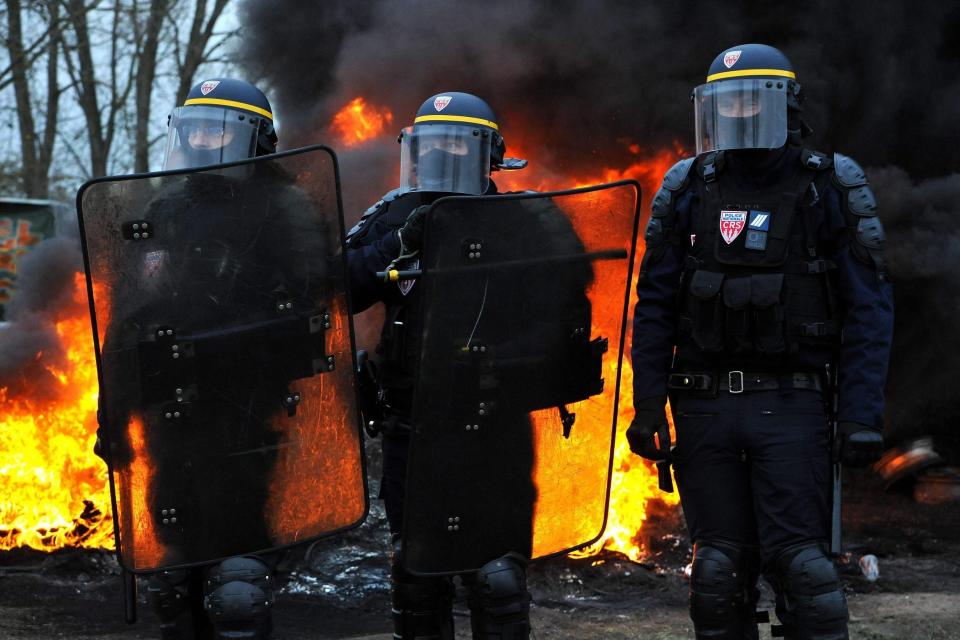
left=400, top=181, right=641, bottom=575
left=77, top=145, right=367, bottom=572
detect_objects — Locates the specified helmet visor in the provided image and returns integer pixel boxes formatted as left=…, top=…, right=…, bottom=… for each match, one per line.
left=163, top=106, right=261, bottom=170
left=693, top=79, right=788, bottom=155
left=399, top=124, right=492, bottom=195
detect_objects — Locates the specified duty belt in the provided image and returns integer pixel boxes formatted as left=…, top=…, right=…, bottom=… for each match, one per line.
left=667, top=371, right=823, bottom=394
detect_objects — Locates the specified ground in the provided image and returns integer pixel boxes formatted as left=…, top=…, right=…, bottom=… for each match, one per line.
left=1, top=469, right=958, bottom=639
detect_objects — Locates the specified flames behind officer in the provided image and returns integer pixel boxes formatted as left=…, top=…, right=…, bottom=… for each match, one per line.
left=629, top=44, right=893, bottom=639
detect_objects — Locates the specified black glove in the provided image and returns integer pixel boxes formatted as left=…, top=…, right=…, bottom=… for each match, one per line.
left=626, top=396, right=670, bottom=461
left=834, top=422, right=883, bottom=468
left=398, top=205, right=429, bottom=255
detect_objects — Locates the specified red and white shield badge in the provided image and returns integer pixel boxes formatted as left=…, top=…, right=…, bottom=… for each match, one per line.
left=719, top=211, right=747, bottom=244
left=398, top=259, right=420, bottom=296
left=200, top=80, right=220, bottom=95
left=723, top=50, right=742, bottom=69
left=433, top=95, right=452, bottom=112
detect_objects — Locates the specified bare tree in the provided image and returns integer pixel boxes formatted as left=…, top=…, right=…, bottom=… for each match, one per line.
left=4, top=0, right=62, bottom=197
left=133, top=0, right=170, bottom=172
left=170, top=0, right=230, bottom=106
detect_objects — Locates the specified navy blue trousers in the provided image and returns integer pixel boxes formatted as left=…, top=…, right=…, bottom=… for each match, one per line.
left=669, top=388, right=832, bottom=563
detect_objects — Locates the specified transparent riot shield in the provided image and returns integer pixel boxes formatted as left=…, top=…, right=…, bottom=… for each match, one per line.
left=399, top=181, right=641, bottom=575
left=77, top=145, right=367, bottom=572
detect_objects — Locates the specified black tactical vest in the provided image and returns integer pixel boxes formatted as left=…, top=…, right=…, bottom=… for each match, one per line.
left=677, top=149, right=840, bottom=366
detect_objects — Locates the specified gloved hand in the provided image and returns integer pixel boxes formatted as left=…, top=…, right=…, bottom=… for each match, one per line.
left=398, top=205, right=429, bottom=256
left=833, top=422, right=883, bottom=467
left=626, top=396, right=670, bottom=461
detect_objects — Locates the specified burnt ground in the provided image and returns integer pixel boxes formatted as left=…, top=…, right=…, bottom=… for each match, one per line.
left=2, top=466, right=959, bottom=639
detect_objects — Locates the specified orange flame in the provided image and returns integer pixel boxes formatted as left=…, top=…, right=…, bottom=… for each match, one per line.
left=0, top=273, right=113, bottom=551
left=509, top=142, right=684, bottom=561
left=331, top=97, right=395, bottom=147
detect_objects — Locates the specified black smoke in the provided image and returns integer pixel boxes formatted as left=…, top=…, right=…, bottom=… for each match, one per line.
left=0, top=235, right=86, bottom=401
left=240, top=0, right=960, bottom=449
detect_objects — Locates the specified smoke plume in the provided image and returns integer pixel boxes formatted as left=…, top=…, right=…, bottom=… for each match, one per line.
left=241, top=0, right=959, bottom=448
left=0, top=236, right=85, bottom=400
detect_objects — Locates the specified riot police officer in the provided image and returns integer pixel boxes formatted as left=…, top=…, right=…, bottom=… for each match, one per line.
left=347, top=92, right=535, bottom=639
left=629, top=45, right=893, bottom=639
left=98, top=78, right=294, bottom=640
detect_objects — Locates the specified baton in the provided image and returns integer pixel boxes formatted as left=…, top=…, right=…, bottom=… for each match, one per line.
left=376, top=248, right=628, bottom=282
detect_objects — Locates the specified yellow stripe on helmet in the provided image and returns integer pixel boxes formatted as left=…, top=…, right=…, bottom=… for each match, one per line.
left=706, top=68, right=797, bottom=82
left=413, top=114, right=499, bottom=130
left=184, top=97, right=273, bottom=120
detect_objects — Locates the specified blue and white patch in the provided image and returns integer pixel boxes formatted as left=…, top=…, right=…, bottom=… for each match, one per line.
left=748, top=210, right=771, bottom=231
left=398, top=259, right=420, bottom=296
left=745, top=230, right=768, bottom=251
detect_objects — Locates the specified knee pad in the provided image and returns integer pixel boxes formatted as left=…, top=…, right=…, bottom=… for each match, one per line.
left=204, top=557, right=274, bottom=639
left=466, top=553, right=531, bottom=640
left=147, top=570, right=195, bottom=638
left=148, top=569, right=192, bottom=620
left=774, top=543, right=848, bottom=639
left=689, top=541, right=761, bottom=639
left=391, top=561, right=454, bottom=640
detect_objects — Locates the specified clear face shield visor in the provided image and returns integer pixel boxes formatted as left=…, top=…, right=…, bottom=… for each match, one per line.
left=693, top=79, right=789, bottom=155
left=399, top=124, right=492, bottom=195
left=162, top=105, right=262, bottom=170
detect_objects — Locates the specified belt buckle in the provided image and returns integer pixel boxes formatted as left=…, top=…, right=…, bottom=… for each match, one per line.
left=728, top=370, right=744, bottom=394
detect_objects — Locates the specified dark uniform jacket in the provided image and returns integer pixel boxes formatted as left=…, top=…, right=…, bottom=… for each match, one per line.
left=632, top=146, right=893, bottom=429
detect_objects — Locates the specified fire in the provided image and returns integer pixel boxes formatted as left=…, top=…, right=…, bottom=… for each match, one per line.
left=331, top=97, right=394, bottom=147
left=507, top=140, right=685, bottom=561
left=0, top=273, right=113, bottom=551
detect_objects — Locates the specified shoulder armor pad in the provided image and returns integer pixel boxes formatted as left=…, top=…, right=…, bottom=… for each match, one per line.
left=847, top=185, right=877, bottom=217
left=662, top=157, right=696, bottom=191
left=346, top=189, right=401, bottom=244
left=856, top=217, right=885, bottom=249
left=652, top=157, right=695, bottom=218
left=833, top=153, right=868, bottom=188
left=801, top=149, right=832, bottom=171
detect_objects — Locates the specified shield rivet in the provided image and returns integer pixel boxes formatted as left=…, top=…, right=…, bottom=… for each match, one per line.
left=170, top=517, right=177, bottom=523
left=478, top=409, right=486, bottom=416
left=172, top=353, right=180, bottom=359
left=133, top=223, right=140, bottom=230
left=170, top=509, right=176, bottom=515
left=285, top=302, right=292, bottom=309
left=166, top=329, right=173, bottom=336
left=162, top=509, right=169, bottom=516
left=165, top=412, right=172, bottom=419
left=173, top=411, right=180, bottom=418
left=480, top=346, right=487, bottom=352
left=162, top=518, right=169, bottom=524
left=175, top=388, right=183, bottom=394
left=133, top=233, right=141, bottom=239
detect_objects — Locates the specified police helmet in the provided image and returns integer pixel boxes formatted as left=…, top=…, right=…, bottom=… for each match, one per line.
left=162, top=78, right=278, bottom=170
left=692, top=44, right=806, bottom=155
left=398, top=92, right=527, bottom=195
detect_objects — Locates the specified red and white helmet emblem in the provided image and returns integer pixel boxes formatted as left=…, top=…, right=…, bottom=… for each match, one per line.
left=719, top=211, right=747, bottom=244
left=433, top=95, right=452, bottom=112
left=200, top=80, right=220, bottom=95
left=723, top=50, right=742, bottom=69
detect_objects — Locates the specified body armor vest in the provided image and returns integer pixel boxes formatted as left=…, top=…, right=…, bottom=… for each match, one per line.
left=677, top=150, right=839, bottom=367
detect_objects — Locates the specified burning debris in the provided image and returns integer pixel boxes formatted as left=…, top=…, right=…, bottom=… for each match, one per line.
left=0, top=237, right=112, bottom=551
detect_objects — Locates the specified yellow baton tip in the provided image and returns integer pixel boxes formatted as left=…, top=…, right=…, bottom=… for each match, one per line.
left=389, top=270, right=399, bottom=282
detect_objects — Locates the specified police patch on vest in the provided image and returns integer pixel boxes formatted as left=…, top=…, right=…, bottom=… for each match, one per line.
left=719, top=210, right=747, bottom=244
left=398, top=259, right=420, bottom=296
left=748, top=210, right=771, bottom=231
left=745, top=230, right=768, bottom=251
